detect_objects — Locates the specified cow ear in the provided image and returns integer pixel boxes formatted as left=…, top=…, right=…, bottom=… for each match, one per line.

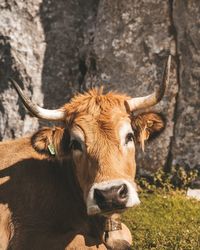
left=31, top=127, right=70, bottom=158
left=131, top=112, right=165, bottom=151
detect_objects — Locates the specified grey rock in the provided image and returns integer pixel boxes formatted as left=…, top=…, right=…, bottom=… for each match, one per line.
left=171, top=0, right=200, bottom=169
left=0, top=0, right=44, bottom=139
left=187, top=188, right=200, bottom=201
left=0, top=0, right=199, bottom=174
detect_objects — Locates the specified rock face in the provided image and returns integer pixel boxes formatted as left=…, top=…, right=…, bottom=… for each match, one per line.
left=171, top=0, right=200, bottom=169
left=0, top=0, right=45, bottom=139
left=0, top=0, right=199, bottom=172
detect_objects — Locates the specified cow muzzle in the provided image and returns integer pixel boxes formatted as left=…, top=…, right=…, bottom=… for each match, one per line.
left=86, top=180, right=140, bottom=215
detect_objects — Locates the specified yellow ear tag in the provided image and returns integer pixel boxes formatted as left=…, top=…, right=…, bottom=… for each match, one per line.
left=48, top=143, right=56, bottom=156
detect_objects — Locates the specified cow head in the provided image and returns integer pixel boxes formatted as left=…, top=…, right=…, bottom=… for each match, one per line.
left=10, top=56, right=171, bottom=216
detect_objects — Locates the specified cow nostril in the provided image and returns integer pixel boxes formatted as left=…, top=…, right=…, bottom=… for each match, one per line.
left=93, top=184, right=129, bottom=211
left=94, top=188, right=106, bottom=205
left=118, top=184, right=128, bottom=199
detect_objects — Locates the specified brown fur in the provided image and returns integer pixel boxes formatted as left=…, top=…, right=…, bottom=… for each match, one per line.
left=0, top=89, right=164, bottom=249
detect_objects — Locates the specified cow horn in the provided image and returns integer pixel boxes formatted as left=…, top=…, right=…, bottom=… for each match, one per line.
left=10, top=79, right=65, bottom=121
left=125, top=55, right=171, bottom=112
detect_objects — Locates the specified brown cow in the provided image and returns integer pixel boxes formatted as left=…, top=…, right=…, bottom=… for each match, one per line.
left=0, top=56, right=171, bottom=249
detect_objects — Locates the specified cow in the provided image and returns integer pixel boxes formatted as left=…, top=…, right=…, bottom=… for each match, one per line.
left=0, top=56, right=171, bottom=250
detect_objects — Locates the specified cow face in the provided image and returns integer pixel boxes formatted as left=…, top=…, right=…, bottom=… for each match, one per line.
left=69, top=107, right=137, bottom=214
left=63, top=90, right=164, bottom=215
left=31, top=90, right=165, bottom=215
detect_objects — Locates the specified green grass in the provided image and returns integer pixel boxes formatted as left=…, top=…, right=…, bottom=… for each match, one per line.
left=123, top=191, right=200, bottom=250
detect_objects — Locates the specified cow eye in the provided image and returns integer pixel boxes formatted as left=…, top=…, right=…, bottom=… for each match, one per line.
left=125, top=132, right=135, bottom=145
left=70, top=139, right=82, bottom=151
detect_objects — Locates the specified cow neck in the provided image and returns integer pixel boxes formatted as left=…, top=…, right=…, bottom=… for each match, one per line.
left=87, top=215, right=107, bottom=239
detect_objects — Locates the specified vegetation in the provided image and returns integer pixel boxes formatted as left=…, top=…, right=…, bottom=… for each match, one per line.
left=138, top=165, right=198, bottom=192
left=122, top=166, right=200, bottom=249
left=123, top=191, right=200, bottom=250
